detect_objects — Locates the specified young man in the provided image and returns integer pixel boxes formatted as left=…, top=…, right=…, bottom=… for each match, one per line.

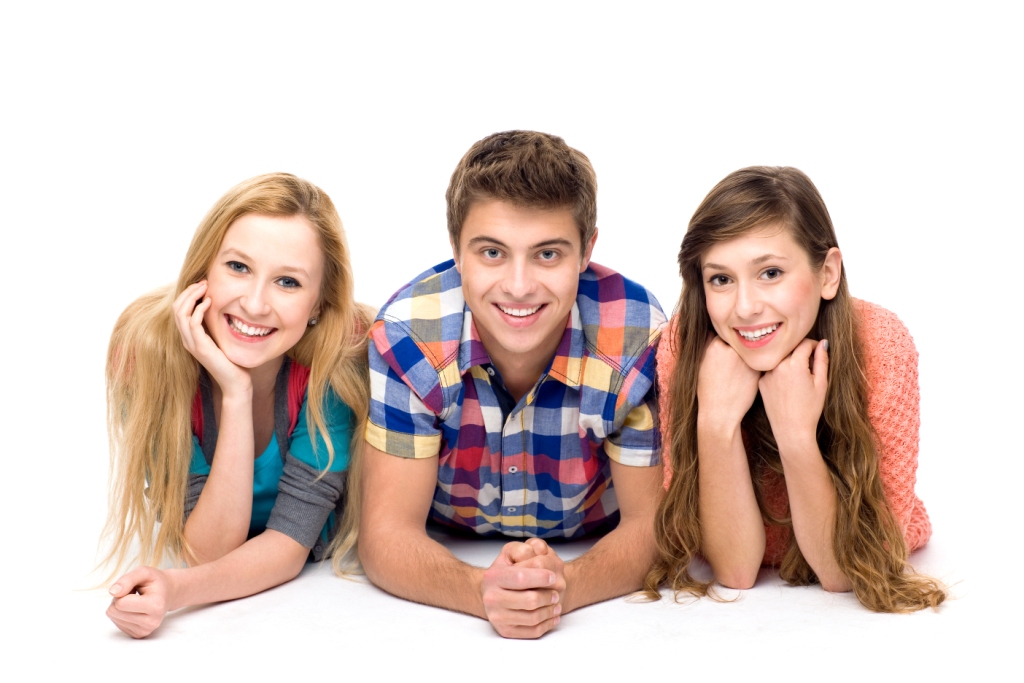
left=359, top=131, right=666, bottom=639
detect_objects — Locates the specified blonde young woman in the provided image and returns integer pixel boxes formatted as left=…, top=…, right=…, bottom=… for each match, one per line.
left=103, top=173, right=371, bottom=637
left=645, top=167, right=946, bottom=612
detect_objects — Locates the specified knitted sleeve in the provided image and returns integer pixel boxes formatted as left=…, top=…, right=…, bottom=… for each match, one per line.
left=856, top=300, right=932, bottom=551
left=656, top=320, right=678, bottom=489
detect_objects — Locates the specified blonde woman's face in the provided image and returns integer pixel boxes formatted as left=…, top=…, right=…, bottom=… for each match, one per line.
left=700, top=225, right=841, bottom=372
left=203, top=213, right=324, bottom=370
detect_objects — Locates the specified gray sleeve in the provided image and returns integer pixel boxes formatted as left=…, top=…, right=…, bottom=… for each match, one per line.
left=184, top=473, right=208, bottom=520
left=266, top=455, right=347, bottom=556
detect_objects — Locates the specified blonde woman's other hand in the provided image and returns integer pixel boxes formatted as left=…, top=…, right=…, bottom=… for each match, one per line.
left=106, top=566, right=179, bottom=639
left=172, top=281, right=252, bottom=397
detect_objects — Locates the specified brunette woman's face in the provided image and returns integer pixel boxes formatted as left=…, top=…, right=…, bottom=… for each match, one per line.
left=700, top=225, right=842, bottom=372
left=202, top=213, right=324, bottom=370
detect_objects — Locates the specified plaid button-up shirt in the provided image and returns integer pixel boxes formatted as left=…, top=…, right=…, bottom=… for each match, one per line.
left=366, top=260, right=666, bottom=539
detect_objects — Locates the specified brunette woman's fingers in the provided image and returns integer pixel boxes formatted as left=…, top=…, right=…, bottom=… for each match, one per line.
left=812, top=339, right=829, bottom=386
left=790, top=338, right=818, bottom=369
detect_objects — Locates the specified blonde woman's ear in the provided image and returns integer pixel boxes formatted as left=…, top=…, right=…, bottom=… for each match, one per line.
left=820, top=247, right=843, bottom=300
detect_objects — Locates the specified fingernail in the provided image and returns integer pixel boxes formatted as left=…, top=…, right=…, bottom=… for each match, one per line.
left=554, top=616, right=561, bottom=626
left=548, top=573, right=556, bottom=585
left=552, top=592, right=559, bottom=604
left=823, top=339, right=829, bottom=351
left=109, top=584, right=121, bottom=594
left=553, top=604, right=562, bottom=615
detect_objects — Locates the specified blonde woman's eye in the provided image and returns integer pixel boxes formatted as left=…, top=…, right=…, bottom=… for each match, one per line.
left=278, top=277, right=300, bottom=289
left=227, top=261, right=249, bottom=273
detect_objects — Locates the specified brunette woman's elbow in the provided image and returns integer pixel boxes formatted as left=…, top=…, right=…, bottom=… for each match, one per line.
left=713, top=563, right=760, bottom=590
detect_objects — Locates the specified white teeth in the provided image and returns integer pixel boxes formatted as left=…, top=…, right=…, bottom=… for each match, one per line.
left=498, top=305, right=541, bottom=317
left=738, top=324, right=779, bottom=341
left=230, top=317, right=272, bottom=337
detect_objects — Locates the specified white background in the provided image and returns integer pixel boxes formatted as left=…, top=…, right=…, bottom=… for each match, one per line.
left=2, top=1, right=1021, bottom=679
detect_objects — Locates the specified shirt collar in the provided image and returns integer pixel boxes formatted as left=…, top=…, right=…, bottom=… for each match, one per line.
left=457, top=302, right=584, bottom=389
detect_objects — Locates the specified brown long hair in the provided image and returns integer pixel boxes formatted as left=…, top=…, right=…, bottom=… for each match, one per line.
left=103, top=173, right=372, bottom=572
left=643, top=166, right=946, bottom=612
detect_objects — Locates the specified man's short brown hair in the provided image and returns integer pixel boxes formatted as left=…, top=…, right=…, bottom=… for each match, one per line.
left=446, top=131, right=597, bottom=254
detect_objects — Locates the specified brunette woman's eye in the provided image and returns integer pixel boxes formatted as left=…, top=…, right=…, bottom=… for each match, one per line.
left=227, top=261, right=249, bottom=273
left=708, top=274, right=730, bottom=286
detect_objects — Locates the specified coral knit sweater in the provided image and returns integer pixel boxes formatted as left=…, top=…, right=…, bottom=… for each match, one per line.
left=657, top=299, right=932, bottom=565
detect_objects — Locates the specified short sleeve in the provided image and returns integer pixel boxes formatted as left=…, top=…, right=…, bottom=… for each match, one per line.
left=603, top=343, right=662, bottom=467
left=266, top=388, right=351, bottom=550
left=364, top=329, right=444, bottom=459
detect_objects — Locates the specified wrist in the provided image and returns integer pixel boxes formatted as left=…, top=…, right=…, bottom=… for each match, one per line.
left=697, top=414, right=743, bottom=443
left=162, top=567, right=190, bottom=612
left=776, top=432, right=822, bottom=466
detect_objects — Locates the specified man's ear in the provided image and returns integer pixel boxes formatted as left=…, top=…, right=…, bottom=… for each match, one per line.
left=579, top=227, right=599, bottom=272
left=451, top=239, right=461, bottom=273
left=820, top=247, right=842, bottom=300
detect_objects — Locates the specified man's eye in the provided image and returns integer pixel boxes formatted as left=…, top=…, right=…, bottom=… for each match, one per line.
left=539, top=250, right=557, bottom=261
left=483, top=248, right=501, bottom=258
left=762, top=268, right=783, bottom=280
left=227, top=261, right=248, bottom=273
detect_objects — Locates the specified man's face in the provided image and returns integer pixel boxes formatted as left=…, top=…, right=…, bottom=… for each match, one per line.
left=454, top=199, right=595, bottom=371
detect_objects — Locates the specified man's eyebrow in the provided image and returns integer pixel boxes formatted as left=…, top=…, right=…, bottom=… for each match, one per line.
left=529, top=238, right=575, bottom=250
left=466, top=235, right=511, bottom=249
left=221, top=248, right=310, bottom=279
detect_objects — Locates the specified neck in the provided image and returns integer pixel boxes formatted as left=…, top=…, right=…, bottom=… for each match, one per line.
left=482, top=316, right=568, bottom=403
left=247, top=355, right=285, bottom=400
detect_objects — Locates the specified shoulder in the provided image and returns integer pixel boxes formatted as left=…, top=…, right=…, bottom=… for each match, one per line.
left=853, top=299, right=918, bottom=377
left=370, top=260, right=466, bottom=370
left=577, top=262, right=667, bottom=372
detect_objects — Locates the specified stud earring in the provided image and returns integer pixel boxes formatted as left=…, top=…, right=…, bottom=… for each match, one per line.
left=308, top=317, right=318, bottom=327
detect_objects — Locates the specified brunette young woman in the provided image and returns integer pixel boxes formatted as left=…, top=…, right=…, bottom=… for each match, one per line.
left=645, top=166, right=946, bottom=612
left=103, top=173, right=372, bottom=637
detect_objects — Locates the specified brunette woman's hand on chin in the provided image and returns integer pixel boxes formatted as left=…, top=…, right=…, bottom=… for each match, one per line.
left=697, top=335, right=761, bottom=434
left=695, top=335, right=766, bottom=589
left=757, top=338, right=851, bottom=592
left=172, top=281, right=252, bottom=398
left=757, top=338, right=828, bottom=453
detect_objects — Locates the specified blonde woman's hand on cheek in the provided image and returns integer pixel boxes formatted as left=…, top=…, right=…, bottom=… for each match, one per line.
left=758, top=338, right=829, bottom=452
left=106, top=566, right=180, bottom=639
left=172, top=281, right=252, bottom=396
left=698, top=335, right=762, bottom=433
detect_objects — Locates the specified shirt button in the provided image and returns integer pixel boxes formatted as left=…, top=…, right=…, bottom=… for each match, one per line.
left=508, top=466, right=518, bottom=473
left=507, top=507, right=517, bottom=513
left=486, top=367, right=495, bottom=376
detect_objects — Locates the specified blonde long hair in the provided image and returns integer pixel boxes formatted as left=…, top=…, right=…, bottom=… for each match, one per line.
left=103, top=173, right=372, bottom=571
left=643, top=167, right=946, bottom=612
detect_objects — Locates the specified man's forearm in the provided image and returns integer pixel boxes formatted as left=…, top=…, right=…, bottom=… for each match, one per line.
left=360, top=526, right=487, bottom=618
left=561, top=517, right=657, bottom=613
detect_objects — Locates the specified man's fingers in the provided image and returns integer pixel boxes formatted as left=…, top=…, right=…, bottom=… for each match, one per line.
left=507, top=542, right=538, bottom=564
left=487, top=587, right=559, bottom=612
left=493, top=565, right=556, bottom=590
left=500, top=614, right=562, bottom=640
left=524, top=538, right=549, bottom=555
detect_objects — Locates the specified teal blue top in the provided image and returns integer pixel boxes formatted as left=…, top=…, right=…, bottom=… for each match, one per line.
left=189, top=388, right=352, bottom=546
